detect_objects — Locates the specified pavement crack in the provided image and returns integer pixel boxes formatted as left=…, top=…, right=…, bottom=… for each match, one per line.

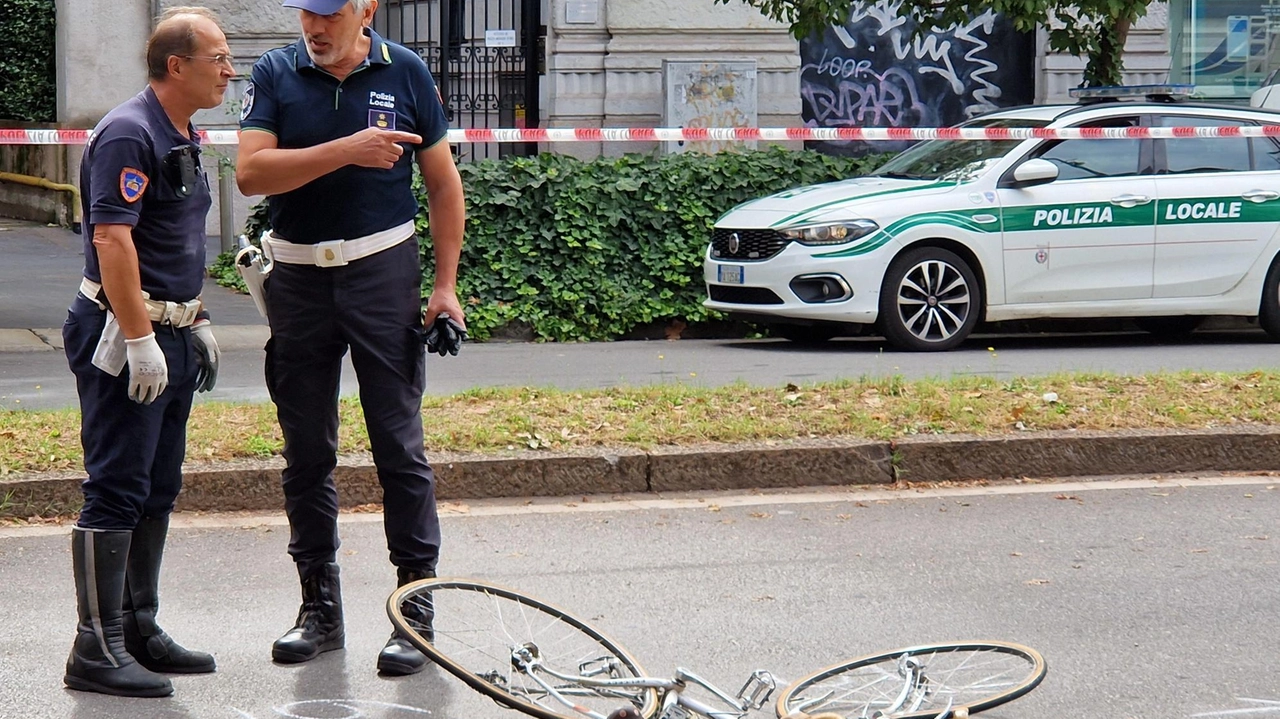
left=29, top=329, right=57, bottom=349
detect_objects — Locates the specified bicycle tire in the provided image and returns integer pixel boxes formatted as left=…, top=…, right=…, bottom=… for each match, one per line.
left=775, top=641, right=1046, bottom=719
left=387, top=577, right=661, bottom=719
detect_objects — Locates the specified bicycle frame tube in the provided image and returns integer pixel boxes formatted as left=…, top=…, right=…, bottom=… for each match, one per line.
left=671, top=668, right=754, bottom=718
left=524, top=661, right=756, bottom=719
left=522, top=661, right=677, bottom=719
left=538, top=663, right=677, bottom=691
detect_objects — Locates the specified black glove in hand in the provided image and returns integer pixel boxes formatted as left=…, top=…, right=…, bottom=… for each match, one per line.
left=423, top=312, right=468, bottom=356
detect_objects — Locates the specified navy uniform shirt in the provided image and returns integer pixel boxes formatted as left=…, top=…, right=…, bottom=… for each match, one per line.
left=80, top=86, right=211, bottom=303
left=240, top=29, right=449, bottom=244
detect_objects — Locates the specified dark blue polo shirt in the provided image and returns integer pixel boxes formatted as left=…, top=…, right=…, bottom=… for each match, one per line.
left=80, top=86, right=211, bottom=303
left=240, top=29, right=449, bottom=243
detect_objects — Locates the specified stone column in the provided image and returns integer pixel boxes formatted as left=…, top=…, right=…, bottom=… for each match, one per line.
left=56, top=0, right=151, bottom=129
left=55, top=0, right=150, bottom=210
left=545, top=0, right=611, bottom=158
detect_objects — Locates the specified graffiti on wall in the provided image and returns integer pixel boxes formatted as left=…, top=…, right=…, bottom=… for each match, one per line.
left=800, top=1, right=1035, bottom=156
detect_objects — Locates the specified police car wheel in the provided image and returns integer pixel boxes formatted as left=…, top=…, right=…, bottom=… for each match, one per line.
left=878, top=246, right=981, bottom=352
left=1259, top=256, right=1280, bottom=342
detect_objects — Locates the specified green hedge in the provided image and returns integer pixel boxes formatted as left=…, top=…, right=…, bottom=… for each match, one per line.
left=0, top=0, right=56, bottom=122
left=215, top=147, right=888, bottom=341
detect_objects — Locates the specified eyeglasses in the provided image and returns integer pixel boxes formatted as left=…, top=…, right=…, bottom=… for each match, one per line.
left=181, top=53, right=234, bottom=68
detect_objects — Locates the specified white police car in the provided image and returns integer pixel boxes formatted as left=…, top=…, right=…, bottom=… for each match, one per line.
left=704, top=87, right=1280, bottom=350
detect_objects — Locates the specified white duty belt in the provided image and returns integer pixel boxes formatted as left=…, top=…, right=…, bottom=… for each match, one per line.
left=79, top=278, right=203, bottom=328
left=263, top=220, right=415, bottom=267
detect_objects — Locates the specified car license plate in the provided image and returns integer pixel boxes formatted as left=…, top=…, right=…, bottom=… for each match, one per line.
left=717, top=265, right=744, bottom=284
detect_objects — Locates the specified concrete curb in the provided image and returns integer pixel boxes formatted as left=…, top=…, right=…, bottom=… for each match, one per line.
left=0, top=329, right=55, bottom=352
left=4, top=427, right=1279, bottom=519
left=0, top=326, right=270, bottom=352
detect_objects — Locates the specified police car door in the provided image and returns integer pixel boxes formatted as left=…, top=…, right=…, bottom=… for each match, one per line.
left=998, top=115, right=1156, bottom=305
left=1152, top=114, right=1280, bottom=298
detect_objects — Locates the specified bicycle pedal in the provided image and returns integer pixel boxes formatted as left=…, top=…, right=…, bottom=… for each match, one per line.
left=736, top=669, right=776, bottom=709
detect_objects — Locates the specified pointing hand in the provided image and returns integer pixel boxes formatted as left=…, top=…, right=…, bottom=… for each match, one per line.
left=346, top=128, right=424, bottom=169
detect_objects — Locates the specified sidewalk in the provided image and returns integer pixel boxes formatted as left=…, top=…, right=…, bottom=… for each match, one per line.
left=0, top=217, right=268, bottom=352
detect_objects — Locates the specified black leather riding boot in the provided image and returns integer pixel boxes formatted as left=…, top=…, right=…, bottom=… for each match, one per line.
left=377, top=567, right=435, bottom=676
left=122, top=515, right=216, bottom=674
left=64, top=528, right=173, bottom=697
left=272, top=562, right=344, bottom=663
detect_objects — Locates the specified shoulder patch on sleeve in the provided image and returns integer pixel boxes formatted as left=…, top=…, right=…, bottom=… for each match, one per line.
left=120, top=168, right=148, bottom=203
left=241, top=82, right=255, bottom=122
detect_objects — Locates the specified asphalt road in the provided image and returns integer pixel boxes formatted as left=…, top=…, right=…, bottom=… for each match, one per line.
left=4, top=218, right=1280, bottom=410
left=0, top=475, right=1276, bottom=718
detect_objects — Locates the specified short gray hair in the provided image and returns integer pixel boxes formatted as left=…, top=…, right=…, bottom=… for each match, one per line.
left=351, top=0, right=372, bottom=10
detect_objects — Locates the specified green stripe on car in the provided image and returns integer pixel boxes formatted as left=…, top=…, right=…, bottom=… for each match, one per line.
left=797, top=196, right=1280, bottom=261
left=1156, top=197, right=1280, bottom=225
left=769, top=182, right=951, bottom=229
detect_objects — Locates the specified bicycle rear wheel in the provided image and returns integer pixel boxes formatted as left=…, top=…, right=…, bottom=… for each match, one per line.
left=776, top=641, right=1046, bottom=719
left=388, top=578, right=660, bottom=719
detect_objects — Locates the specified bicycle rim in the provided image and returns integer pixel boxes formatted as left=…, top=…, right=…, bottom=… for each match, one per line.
left=776, top=641, right=1046, bottom=719
left=387, top=578, right=660, bottom=719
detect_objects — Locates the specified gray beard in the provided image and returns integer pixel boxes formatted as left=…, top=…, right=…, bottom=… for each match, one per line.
left=304, top=43, right=338, bottom=67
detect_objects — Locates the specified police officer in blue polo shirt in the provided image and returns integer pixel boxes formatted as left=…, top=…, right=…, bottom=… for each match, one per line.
left=237, top=0, right=466, bottom=676
left=61, top=7, right=232, bottom=698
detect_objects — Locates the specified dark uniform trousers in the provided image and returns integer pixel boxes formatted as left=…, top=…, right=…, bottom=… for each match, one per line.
left=264, top=237, right=440, bottom=576
left=63, top=293, right=198, bottom=529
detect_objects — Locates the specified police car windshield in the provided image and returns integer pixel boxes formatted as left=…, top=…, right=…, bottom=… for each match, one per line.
left=871, top=118, right=1048, bottom=182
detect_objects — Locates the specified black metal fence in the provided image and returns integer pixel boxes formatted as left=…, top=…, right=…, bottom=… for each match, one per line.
left=373, top=0, right=542, bottom=161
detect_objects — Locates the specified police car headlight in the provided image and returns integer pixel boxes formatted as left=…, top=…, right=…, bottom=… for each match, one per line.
left=780, top=220, right=879, bottom=246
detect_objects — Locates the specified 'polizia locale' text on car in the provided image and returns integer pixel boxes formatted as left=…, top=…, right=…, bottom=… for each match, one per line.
left=704, top=86, right=1280, bottom=350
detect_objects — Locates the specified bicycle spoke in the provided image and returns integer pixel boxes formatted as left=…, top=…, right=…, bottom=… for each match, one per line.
left=389, top=579, right=659, bottom=719
left=777, top=643, right=1045, bottom=719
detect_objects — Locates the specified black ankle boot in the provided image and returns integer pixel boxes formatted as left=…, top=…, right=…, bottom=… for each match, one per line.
left=64, top=528, right=173, bottom=697
left=123, top=516, right=216, bottom=674
left=377, top=568, right=435, bottom=676
left=272, top=562, right=344, bottom=663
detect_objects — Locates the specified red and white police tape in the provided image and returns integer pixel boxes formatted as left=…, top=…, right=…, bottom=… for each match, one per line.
left=3, top=126, right=1280, bottom=145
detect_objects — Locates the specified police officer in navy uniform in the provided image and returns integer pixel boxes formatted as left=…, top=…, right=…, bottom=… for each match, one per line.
left=236, top=0, right=465, bottom=675
left=62, top=7, right=233, bottom=698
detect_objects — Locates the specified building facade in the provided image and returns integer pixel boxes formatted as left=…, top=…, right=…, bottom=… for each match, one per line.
left=16, top=1, right=1280, bottom=233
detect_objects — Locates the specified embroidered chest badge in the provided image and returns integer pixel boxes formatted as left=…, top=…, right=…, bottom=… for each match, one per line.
left=368, top=109, right=397, bottom=130
left=119, top=168, right=148, bottom=203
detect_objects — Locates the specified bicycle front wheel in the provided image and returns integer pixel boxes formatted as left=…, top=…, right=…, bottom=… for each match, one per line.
left=388, top=578, right=660, bottom=719
left=776, top=641, right=1046, bottom=719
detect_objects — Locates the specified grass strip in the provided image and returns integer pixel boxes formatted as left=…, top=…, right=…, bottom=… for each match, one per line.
left=3, top=370, right=1279, bottom=476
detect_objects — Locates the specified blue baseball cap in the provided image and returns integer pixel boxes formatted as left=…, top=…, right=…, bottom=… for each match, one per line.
left=281, top=0, right=349, bottom=13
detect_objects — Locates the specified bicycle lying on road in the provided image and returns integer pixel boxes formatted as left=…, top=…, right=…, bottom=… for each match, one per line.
left=387, top=578, right=1047, bottom=719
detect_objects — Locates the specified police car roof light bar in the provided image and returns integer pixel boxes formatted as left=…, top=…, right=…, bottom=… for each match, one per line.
left=1069, top=84, right=1196, bottom=105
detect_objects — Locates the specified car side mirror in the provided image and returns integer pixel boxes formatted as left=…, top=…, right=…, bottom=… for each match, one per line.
left=1009, top=159, right=1059, bottom=187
